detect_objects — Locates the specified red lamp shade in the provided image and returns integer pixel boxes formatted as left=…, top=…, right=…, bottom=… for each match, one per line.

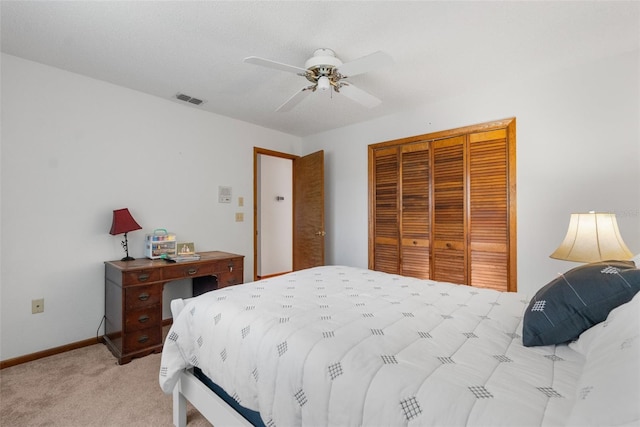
left=109, top=208, right=142, bottom=235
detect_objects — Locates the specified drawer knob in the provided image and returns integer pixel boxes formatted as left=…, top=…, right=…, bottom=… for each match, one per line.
left=138, top=293, right=150, bottom=301
left=187, top=268, right=198, bottom=275
left=137, top=273, right=150, bottom=282
left=446, top=243, right=452, bottom=249
left=138, top=315, right=150, bottom=323
left=138, top=335, right=149, bottom=343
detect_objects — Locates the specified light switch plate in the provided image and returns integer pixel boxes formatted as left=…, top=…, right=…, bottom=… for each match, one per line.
left=218, top=186, right=232, bottom=203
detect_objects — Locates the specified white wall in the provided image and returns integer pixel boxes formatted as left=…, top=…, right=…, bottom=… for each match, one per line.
left=2, top=49, right=638, bottom=361
left=0, top=54, right=301, bottom=360
left=303, top=49, right=640, bottom=297
left=258, top=154, right=293, bottom=276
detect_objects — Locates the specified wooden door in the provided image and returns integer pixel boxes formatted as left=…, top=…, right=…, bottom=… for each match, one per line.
left=293, top=150, right=325, bottom=270
left=431, top=136, right=466, bottom=284
left=368, top=118, right=516, bottom=292
left=370, top=147, right=400, bottom=274
left=468, top=129, right=515, bottom=291
left=400, top=142, right=430, bottom=279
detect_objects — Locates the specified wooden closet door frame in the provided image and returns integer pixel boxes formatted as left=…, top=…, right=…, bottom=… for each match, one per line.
left=368, top=117, right=517, bottom=291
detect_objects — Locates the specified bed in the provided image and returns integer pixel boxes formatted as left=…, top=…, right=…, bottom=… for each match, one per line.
left=159, top=264, right=640, bottom=426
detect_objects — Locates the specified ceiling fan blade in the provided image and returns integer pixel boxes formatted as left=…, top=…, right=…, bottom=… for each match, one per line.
left=337, top=51, right=393, bottom=77
left=276, top=86, right=314, bottom=112
left=339, top=83, right=382, bottom=108
left=243, top=56, right=307, bottom=74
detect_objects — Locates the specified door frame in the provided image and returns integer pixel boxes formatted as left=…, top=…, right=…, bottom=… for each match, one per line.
left=253, top=147, right=297, bottom=281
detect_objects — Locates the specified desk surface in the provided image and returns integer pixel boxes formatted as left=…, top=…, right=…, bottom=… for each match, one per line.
left=105, top=250, right=243, bottom=271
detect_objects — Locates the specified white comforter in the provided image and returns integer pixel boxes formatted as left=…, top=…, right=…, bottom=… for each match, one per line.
left=160, top=266, right=587, bottom=426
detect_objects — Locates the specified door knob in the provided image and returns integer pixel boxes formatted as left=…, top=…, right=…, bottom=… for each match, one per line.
left=315, top=231, right=326, bottom=236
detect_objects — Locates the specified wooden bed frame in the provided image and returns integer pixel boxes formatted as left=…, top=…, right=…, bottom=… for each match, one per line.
left=173, top=369, right=253, bottom=427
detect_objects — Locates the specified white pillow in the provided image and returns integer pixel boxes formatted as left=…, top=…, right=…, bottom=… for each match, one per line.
left=567, top=293, right=640, bottom=426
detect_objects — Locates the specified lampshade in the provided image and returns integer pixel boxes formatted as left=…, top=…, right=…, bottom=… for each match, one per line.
left=109, top=208, right=142, bottom=235
left=550, top=212, right=633, bottom=262
left=317, top=76, right=331, bottom=91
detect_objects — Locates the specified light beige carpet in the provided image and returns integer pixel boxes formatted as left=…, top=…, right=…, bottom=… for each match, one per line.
left=0, top=343, right=211, bottom=426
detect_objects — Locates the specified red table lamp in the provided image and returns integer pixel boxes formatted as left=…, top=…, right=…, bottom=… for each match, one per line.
left=109, top=208, right=142, bottom=261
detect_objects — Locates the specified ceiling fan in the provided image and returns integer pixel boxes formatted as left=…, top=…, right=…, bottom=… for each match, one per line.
left=243, top=48, right=393, bottom=112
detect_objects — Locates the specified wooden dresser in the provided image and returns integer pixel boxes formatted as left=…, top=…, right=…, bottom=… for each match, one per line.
left=104, top=250, right=244, bottom=364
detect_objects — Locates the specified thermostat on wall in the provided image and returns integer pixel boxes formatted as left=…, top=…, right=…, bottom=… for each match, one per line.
left=219, top=186, right=232, bottom=203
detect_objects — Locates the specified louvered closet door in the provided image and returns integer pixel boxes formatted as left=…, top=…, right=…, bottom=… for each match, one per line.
left=368, top=118, right=516, bottom=291
left=400, top=142, right=430, bottom=279
left=372, top=147, right=400, bottom=274
left=468, top=129, right=511, bottom=291
left=432, top=136, right=466, bottom=284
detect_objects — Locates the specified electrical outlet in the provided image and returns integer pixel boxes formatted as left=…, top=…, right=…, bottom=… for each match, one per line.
left=32, top=298, right=44, bottom=314
left=235, top=212, right=244, bottom=222
left=238, top=197, right=244, bottom=207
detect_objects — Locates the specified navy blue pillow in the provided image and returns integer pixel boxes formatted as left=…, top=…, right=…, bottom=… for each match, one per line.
left=523, top=261, right=640, bottom=347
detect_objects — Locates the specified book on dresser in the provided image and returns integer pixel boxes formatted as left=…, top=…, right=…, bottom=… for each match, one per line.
left=163, top=253, right=201, bottom=262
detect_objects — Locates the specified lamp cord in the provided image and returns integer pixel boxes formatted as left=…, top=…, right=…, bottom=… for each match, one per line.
left=96, top=315, right=106, bottom=343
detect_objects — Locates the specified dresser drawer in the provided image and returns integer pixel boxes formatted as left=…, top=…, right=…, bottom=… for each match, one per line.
left=122, top=327, right=162, bottom=354
left=212, top=256, right=243, bottom=288
left=125, top=305, right=161, bottom=332
left=122, top=269, right=161, bottom=286
left=216, top=268, right=244, bottom=288
left=214, top=258, right=244, bottom=277
left=211, top=257, right=243, bottom=273
left=125, top=284, right=162, bottom=310
left=164, top=262, right=215, bottom=281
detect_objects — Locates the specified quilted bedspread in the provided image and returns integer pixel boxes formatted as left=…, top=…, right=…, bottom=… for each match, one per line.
left=160, top=266, right=586, bottom=426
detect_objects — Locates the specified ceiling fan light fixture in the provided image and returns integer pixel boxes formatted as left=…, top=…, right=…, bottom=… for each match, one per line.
left=317, top=76, right=331, bottom=91
left=244, top=48, right=393, bottom=111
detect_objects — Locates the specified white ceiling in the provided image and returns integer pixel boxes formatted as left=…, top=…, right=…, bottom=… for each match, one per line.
left=2, top=1, right=639, bottom=137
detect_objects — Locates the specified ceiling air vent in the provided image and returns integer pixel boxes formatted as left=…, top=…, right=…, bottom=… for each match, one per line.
left=175, top=93, right=205, bottom=106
